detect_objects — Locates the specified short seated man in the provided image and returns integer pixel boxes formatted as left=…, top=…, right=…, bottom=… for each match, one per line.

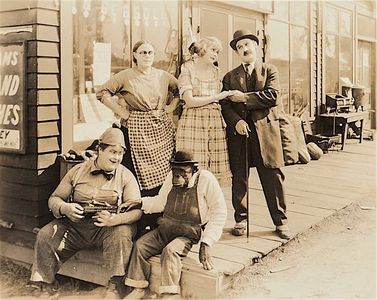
left=123, top=150, right=227, bottom=299
left=29, top=128, right=142, bottom=298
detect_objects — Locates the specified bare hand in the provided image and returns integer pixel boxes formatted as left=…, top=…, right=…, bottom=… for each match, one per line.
left=199, top=242, right=214, bottom=270
left=93, top=210, right=120, bottom=227
left=229, top=90, right=246, bottom=103
left=122, top=199, right=143, bottom=212
left=61, top=203, right=84, bottom=222
left=235, top=120, right=251, bottom=137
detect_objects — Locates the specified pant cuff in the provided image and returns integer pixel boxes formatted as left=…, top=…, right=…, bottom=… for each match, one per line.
left=159, top=285, right=180, bottom=294
left=30, top=271, right=54, bottom=284
left=124, top=277, right=149, bottom=289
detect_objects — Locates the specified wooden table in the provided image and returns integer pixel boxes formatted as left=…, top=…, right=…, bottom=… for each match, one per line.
left=319, top=111, right=368, bottom=150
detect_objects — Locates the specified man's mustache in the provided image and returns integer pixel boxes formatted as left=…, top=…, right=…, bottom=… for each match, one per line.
left=243, top=50, right=251, bottom=56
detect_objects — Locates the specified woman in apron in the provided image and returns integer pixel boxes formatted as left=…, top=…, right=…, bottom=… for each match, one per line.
left=97, top=41, right=180, bottom=234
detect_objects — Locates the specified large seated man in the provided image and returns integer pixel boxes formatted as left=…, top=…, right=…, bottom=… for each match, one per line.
left=123, top=150, right=227, bottom=299
left=29, top=128, right=142, bottom=298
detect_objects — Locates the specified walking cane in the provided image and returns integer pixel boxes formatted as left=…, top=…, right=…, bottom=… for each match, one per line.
left=245, top=133, right=250, bottom=240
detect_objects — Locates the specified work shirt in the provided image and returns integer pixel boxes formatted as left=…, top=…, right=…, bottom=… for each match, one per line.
left=49, top=160, right=141, bottom=224
left=142, top=170, right=227, bottom=247
left=96, top=67, right=179, bottom=111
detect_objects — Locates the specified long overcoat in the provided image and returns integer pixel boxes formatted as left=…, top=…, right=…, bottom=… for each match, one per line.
left=221, top=63, right=284, bottom=168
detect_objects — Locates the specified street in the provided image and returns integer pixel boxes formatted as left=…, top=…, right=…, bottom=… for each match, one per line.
left=226, top=197, right=376, bottom=299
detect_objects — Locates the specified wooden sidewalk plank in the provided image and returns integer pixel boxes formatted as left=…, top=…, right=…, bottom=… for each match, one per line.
left=220, top=232, right=283, bottom=255
left=190, top=242, right=261, bottom=267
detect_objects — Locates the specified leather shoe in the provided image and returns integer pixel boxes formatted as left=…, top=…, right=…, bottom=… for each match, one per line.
left=275, top=227, right=293, bottom=240
left=123, top=288, right=146, bottom=299
left=231, top=221, right=247, bottom=236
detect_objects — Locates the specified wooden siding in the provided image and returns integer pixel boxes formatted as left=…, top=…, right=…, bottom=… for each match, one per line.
left=0, top=0, right=61, bottom=242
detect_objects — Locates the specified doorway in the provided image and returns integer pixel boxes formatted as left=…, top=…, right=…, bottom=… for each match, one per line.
left=357, top=40, right=376, bottom=129
left=193, top=3, right=264, bottom=75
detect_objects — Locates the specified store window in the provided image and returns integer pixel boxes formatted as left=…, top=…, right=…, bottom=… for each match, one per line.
left=268, top=1, right=310, bottom=115
left=131, top=1, right=179, bottom=74
left=324, top=4, right=353, bottom=94
left=68, top=0, right=179, bottom=150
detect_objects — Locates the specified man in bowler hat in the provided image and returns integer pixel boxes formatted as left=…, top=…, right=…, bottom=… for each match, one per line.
left=221, top=29, right=292, bottom=239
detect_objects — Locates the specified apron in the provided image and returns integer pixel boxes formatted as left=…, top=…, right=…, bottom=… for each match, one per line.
left=127, top=110, right=175, bottom=190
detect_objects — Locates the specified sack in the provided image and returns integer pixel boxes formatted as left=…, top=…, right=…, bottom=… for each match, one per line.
left=279, top=114, right=310, bottom=165
left=279, top=115, right=299, bottom=165
left=307, top=142, right=323, bottom=160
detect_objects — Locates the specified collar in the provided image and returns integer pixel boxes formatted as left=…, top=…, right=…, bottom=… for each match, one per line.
left=242, top=62, right=255, bottom=74
left=91, top=160, right=116, bottom=175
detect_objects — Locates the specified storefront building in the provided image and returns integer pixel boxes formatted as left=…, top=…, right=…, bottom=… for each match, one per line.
left=0, top=0, right=376, bottom=255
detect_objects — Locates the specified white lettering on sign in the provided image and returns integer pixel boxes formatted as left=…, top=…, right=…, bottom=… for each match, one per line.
left=0, top=51, right=18, bottom=66
left=0, top=104, right=20, bottom=125
left=0, top=75, right=20, bottom=96
left=0, top=129, right=20, bottom=149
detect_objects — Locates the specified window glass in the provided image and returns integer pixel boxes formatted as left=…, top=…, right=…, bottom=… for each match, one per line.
left=290, top=26, right=309, bottom=113
left=232, top=16, right=257, bottom=69
left=72, top=0, right=131, bottom=149
left=182, top=2, right=193, bottom=61
left=132, top=1, right=179, bottom=74
left=325, top=5, right=338, bottom=34
left=268, top=20, right=289, bottom=113
left=290, top=1, right=308, bottom=26
left=272, top=1, right=288, bottom=22
left=340, top=10, right=352, bottom=36
left=200, top=8, right=229, bottom=73
left=357, top=14, right=376, bottom=38
left=325, top=34, right=339, bottom=93
left=340, top=37, right=353, bottom=81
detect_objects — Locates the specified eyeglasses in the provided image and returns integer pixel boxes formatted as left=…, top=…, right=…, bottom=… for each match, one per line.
left=137, top=50, right=154, bottom=56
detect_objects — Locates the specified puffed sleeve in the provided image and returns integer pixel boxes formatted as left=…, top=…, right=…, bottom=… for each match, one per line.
left=178, top=65, right=193, bottom=98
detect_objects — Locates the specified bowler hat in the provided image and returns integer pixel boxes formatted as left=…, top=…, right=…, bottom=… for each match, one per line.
left=230, top=29, right=259, bottom=50
left=170, top=150, right=198, bottom=166
left=99, top=128, right=126, bottom=149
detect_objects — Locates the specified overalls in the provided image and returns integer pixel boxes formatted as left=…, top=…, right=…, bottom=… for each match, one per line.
left=125, top=173, right=202, bottom=295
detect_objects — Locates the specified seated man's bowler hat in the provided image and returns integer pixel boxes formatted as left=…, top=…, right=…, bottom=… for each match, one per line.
left=230, top=29, right=259, bottom=50
left=170, top=150, right=198, bottom=166
left=99, top=127, right=126, bottom=149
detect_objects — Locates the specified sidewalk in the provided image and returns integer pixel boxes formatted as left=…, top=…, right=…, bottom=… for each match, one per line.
left=165, top=138, right=376, bottom=298
left=2, top=139, right=374, bottom=298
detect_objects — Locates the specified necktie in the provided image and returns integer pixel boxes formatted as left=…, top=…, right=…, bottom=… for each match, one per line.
left=244, top=63, right=251, bottom=76
left=91, top=169, right=114, bottom=180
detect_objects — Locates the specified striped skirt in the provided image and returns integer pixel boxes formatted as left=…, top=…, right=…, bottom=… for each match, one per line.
left=176, top=104, right=232, bottom=185
left=128, top=110, right=175, bottom=190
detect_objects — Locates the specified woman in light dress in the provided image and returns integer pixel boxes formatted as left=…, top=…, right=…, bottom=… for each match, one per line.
left=177, top=37, right=233, bottom=185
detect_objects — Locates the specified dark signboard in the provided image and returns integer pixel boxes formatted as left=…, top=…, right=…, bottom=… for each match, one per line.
left=0, top=42, right=26, bottom=154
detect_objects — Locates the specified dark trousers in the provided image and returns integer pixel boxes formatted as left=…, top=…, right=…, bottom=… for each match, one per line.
left=229, top=131, right=287, bottom=226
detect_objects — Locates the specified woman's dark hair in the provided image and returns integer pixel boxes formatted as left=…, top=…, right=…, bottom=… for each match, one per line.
left=132, top=40, right=155, bottom=64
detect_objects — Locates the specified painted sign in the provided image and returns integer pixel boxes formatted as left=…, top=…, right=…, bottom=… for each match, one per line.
left=0, top=42, right=26, bottom=153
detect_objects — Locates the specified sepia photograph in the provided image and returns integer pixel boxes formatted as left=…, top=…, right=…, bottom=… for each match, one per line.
left=0, top=0, right=376, bottom=299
